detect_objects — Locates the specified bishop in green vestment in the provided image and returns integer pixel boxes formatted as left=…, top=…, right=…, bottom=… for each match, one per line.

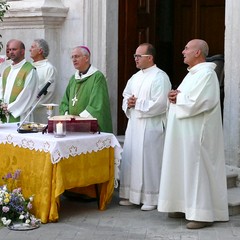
left=59, top=46, right=113, bottom=133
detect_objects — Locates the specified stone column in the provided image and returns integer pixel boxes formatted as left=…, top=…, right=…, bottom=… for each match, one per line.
left=224, top=1, right=240, bottom=171
left=78, top=0, right=118, bottom=133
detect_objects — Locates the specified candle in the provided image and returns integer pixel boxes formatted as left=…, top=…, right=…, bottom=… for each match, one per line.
left=56, top=122, right=63, bottom=135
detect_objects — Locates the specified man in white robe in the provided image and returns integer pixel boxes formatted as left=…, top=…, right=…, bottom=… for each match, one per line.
left=0, top=39, right=38, bottom=123
left=158, top=39, right=229, bottom=229
left=119, top=43, right=171, bottom=211
left=30, top=39, right=57, bottom=123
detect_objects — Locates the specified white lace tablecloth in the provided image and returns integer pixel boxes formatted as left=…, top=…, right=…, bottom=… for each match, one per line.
left=0, top=123, right=122, bottom=187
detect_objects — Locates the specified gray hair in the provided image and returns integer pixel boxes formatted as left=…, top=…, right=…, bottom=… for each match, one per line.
left=34, top=39, right=49, bottom=58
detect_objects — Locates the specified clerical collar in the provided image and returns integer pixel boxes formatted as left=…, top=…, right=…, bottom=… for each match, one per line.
left=79, top=64, right=91, bottom=77
left=75, top=65, right=98, bottom=81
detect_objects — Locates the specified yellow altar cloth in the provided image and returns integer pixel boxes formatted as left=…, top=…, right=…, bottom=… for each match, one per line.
left=0, top=124, right=121, bottom=223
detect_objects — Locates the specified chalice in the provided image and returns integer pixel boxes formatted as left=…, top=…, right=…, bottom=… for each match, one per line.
left=42, top=103, right=59, bottom=120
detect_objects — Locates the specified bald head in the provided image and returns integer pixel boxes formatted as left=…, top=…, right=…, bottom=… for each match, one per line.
left=8, top=39, right=25, bottom=64
left=182, top=39, right=209, bottom=68
left=191, top=39, right=209, bottom=58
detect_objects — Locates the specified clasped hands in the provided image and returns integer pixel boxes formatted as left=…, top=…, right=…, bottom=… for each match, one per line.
left=127, top=90, right=180, bottom=108
left=127, top=95, right=137, bottom=109
left=168, top=89, right=180, bottom=104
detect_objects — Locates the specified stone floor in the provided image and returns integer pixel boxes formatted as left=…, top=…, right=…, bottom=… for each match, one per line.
left=0, top=189, right=239, bottom=240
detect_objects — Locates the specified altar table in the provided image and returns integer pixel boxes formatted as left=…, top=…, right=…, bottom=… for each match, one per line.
left=0, top=123, right=122, bottom=223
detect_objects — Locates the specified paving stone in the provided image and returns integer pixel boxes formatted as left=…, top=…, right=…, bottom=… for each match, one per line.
left=0, top=190, right=239, bottom=240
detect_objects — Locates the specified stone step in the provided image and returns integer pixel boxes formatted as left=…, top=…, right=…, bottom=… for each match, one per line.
left=228, top=187, right=240, bottom=216
left=227, top=172, right=238, bottom=189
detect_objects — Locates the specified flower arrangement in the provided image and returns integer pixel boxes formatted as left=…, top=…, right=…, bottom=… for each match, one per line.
left=0, top=99, right=9, bottom=123
left=0, top=169, right=40, bottom=228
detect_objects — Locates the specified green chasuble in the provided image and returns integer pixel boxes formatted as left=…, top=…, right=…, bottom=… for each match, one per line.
left=59, top=70, right=113, bottom=133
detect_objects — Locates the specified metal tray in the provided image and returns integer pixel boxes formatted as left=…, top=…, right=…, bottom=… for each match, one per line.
left=17, top=123, right=47, bottom=133
left=8, top=222, right=40, bottom=231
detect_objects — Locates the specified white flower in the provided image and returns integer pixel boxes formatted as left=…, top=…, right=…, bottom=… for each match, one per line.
left=0, top=171, right=40, bottom=228
left=2, top=218, right=11, bottom=226
left=25, top=219, right=30, bottom=224
left=5, top=219, right=11, bottom=226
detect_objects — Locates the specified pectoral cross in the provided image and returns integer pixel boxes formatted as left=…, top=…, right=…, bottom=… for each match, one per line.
left=72, top=95, right=78, bottom=106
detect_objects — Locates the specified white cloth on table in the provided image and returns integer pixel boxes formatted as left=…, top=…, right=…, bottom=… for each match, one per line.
left=0, top=123, right=122, bottom=163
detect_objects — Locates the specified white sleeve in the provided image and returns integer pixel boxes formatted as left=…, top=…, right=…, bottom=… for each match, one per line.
left=8, top=69, right=39, bottom=119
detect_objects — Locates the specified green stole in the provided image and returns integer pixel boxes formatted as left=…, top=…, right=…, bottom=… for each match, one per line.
left=2, top=62, right=34, bottom=122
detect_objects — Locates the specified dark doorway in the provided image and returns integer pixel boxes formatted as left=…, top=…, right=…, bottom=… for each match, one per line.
left=173, top=0, right=225, bottom=88
left=117, top=0, right=161, bottom=134
left=117, top=0, right=225, bottom=135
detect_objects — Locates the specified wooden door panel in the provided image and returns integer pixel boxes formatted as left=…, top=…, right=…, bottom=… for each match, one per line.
left=199, top=3, right=225, bottom=54
left=173, top=0, right=195, bottom=88
left=118, top=0, right=225, bottom=134
left=118, top=0, right=157, bottom=134
left=173, top=0, right=225, bottom=88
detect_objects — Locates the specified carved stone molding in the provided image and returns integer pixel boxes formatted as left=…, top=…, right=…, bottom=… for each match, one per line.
left=2, top=0, right=68, bottom=29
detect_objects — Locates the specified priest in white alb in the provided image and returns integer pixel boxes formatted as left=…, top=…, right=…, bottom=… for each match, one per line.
left=119, top=43, right=171, bottom=211
left=158, top=39, right=229, bottom=229
left=0, top=39, right=38, bottom=123
left=30, top=39, right=57, bottom=123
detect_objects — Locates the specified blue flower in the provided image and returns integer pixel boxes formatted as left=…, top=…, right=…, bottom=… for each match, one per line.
left=0, top=170, right=41, bottom=227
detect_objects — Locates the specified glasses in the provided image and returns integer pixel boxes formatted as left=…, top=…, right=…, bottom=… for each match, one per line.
left=133, top=54, right=151, bottom=59
left=71, top=55, right=85, bottom=60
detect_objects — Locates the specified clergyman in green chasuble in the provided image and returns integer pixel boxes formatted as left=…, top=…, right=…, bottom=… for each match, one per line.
left=59, top=46, right=112, bottom=133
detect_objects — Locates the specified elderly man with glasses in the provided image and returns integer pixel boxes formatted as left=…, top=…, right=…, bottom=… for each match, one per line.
left=59, top=45, right=112, bottom=133
left=119, top=43, right=171, bottom=211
